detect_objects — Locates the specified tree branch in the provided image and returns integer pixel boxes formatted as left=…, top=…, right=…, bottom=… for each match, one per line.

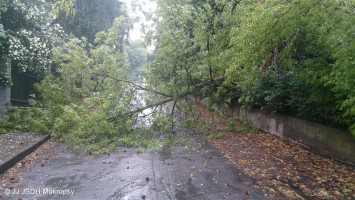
left=259, top=0, right=322, bottom=48
left=171, top=100, right=177, bottom=133
left=107, top=74, right=226, bottom=122
left=97, top=72, right=172, bottom=97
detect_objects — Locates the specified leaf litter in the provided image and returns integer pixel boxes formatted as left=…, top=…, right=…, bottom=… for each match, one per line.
left=190, top=101, right=355, bottom=199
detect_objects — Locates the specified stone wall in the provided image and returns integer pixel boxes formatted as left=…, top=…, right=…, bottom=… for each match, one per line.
left=0, top=58, right=11, bottom=113
left=0, top=88, right=9, bottom=108
left=221, top=103, right=355, bottom=165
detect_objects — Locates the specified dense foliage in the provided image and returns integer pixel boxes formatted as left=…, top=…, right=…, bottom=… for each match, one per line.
left=0, top=0, right=164, bottom=153
left=0, top=0, right=66, bottom=86
left=52, top=0, right=127, bottom=44
left=148, top=0, right=355, bottom=136
left=226, top=0, right=355, bottom=132
left=0, top=17, right=162, bottom=153
left=1, top=0, right=354, bottom=154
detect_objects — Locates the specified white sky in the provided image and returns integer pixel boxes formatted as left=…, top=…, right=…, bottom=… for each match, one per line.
left=120, top=0, right=157, bottom=41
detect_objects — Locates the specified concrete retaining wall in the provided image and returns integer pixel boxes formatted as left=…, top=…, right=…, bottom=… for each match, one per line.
left=221, top=103, right=355, bottom=165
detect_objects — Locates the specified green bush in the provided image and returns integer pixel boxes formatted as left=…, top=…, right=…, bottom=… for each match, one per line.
left=236, top=119, right=259, bottom=133
left=225, top=0, right=355, bottom=136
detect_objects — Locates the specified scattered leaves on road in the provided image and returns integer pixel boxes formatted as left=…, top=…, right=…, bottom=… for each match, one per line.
left=191, top=101, right=355, bottom=199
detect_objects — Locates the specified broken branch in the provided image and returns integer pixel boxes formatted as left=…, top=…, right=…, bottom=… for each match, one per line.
left=107, top=74, right=225, bottom=122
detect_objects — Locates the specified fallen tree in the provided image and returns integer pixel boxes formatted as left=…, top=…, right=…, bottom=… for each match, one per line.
left=107, top=74, right=226, bottom=122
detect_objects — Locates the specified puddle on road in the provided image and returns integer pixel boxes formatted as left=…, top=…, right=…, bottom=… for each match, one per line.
left=175, top=177, right=202, bottom=200
left=108, top=182, right=140, bottom=199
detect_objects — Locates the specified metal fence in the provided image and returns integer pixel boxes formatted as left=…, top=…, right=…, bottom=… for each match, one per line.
left=10, top=69, right=39, bottom=107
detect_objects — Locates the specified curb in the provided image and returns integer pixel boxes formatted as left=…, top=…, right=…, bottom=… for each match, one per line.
left=0, top=135, right=50, bottom=174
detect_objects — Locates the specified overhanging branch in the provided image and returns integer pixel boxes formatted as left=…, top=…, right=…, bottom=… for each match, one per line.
left=107, top=74, right=225, bottom=122
left=104, top=73, right=172, bottom=98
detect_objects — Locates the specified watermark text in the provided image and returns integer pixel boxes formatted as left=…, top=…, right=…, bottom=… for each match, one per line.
left=3, top=188, right=74, bottom=196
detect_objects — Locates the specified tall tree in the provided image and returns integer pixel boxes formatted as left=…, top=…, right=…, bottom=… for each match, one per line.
left=53, top=0, right=128, bottom=44
left=149, top=0, right=355, bottom=135
left=0, top=0, right=66, bottom=86
left=149, top=0, right=235, bottom=97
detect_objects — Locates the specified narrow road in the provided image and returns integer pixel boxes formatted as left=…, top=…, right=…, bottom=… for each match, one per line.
left=0, top=134, right=265, bottom=200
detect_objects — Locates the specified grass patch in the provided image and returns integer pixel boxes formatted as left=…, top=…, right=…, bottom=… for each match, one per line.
left=236, top=119, right=259, bottom=133
left=194, top=142, right=202, bottom=150
left=208, top=133, right=225, bottom=139
left=224, top=116, right=238, bottom=132
left=183, top=145, right=190, bottom=151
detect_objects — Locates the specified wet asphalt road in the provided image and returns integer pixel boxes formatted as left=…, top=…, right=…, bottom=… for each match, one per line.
left=1, top=135, right=266, bottom=200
